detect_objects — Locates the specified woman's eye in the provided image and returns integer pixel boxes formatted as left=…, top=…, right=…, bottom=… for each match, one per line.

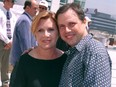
left=38, top=29, right=43, bottom=32
left=69, top=22, right=75, bottom=27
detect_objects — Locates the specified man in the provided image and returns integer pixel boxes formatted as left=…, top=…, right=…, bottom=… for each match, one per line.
left=38, top=0, right=48, bottom=13
left=0, top=0, right=16, bottom=87
left=9, top=0, right=38, bottom=66
left=55, top=3, right=112, bottom=87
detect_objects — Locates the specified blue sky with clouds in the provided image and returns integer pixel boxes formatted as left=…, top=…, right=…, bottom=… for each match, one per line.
left=85, top=0, right=116, bottom=15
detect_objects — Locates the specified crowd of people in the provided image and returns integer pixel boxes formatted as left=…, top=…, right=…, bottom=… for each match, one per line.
left=0, top=0, right=112, bottom=87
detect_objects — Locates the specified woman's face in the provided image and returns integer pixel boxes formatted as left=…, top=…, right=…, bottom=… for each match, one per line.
left=35, top=18, right=58, bottom=49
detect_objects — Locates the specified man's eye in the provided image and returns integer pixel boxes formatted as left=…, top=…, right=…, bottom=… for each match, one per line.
left=59, top=25, right=65, bottom=30
left=48, top=28, right=54, bottom=31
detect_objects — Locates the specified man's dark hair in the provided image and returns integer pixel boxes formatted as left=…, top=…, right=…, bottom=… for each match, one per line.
left=55, top=2, right=85, bottom=22
left=23, top=0, right=32, bottom=9
left=3, top=0, right=16, bottom=3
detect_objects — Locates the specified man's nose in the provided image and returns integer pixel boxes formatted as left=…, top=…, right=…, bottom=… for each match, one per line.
left=65, top=26, right=71, bottom=32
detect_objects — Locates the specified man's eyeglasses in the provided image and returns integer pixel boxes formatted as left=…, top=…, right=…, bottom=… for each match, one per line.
left=39, top=6, right=47, bottom=10
left=8, top=0, right=15, bottom=4
left=12, top=1, right=15, bottom=3
left=10, top=0, right=15, bottom=4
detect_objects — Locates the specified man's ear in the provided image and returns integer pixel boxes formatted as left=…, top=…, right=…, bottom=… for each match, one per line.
left=26, top=6, right=30, bottom=10
left=83, top=17, right=87, bottom=24
left=25, top=6, right=31, bottom=12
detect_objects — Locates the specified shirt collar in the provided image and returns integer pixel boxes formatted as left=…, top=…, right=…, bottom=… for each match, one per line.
left=75, top=34, right=93, bottom=52
left=1, top=6, right=12, bottom=18
left=1, top=6, right=9, bottom=14
left=23, top=12, right=33, bottom=21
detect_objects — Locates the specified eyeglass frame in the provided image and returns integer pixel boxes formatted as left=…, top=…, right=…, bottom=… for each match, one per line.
left=39, top=6, right=47, bottom=10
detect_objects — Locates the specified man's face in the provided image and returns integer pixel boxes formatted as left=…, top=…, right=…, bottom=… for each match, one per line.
left=6, top=0, right=15, bottom=8
left=39, top=5, right=47, bottom=13
left=29, top=1, right=38, bottom=17
left=57, top=9, right=87, bottom=47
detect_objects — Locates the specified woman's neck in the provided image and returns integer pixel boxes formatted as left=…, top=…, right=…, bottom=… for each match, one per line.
left=29, top=47, right=64, bottom=60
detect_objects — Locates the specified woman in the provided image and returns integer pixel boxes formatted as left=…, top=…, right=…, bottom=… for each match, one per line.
left=10, top=11, right=67, bottom=87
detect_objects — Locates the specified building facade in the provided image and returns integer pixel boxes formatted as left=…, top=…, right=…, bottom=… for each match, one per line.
left=0, top=0, right=86, bottom=12
left=85, top=8, right=116, bottom=45
left=85, top=8, right=116, bottom=35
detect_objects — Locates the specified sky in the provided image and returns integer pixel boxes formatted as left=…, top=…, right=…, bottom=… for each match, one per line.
left=85, top=0, right=116, bottom=15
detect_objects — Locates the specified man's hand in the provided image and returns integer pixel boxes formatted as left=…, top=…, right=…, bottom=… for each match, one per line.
left=22, top=47, right=35, bottom=55
left=4, top=42, right=12, bottom=50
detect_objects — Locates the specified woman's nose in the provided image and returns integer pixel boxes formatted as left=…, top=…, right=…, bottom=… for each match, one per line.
left=44, top=31, right=50, bottom=37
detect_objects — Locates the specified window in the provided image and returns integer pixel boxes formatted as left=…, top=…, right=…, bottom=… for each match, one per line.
left=60, top=0, right=67, bottom=3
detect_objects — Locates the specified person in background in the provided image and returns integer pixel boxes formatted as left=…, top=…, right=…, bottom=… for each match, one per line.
left=9, top=0, right=38, bottom=67
left=10, top=11, right=67, bottom=87
left=55, top=2, right=112, bottom=87
left=85, top=16, right=92, bottom=31
left=38, top=0, right=48, bottom=13
left=0, top=0, right=17, bottom=87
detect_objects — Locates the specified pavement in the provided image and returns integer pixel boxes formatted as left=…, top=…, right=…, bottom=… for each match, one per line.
left=107, top=46, right=116, bottom=87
